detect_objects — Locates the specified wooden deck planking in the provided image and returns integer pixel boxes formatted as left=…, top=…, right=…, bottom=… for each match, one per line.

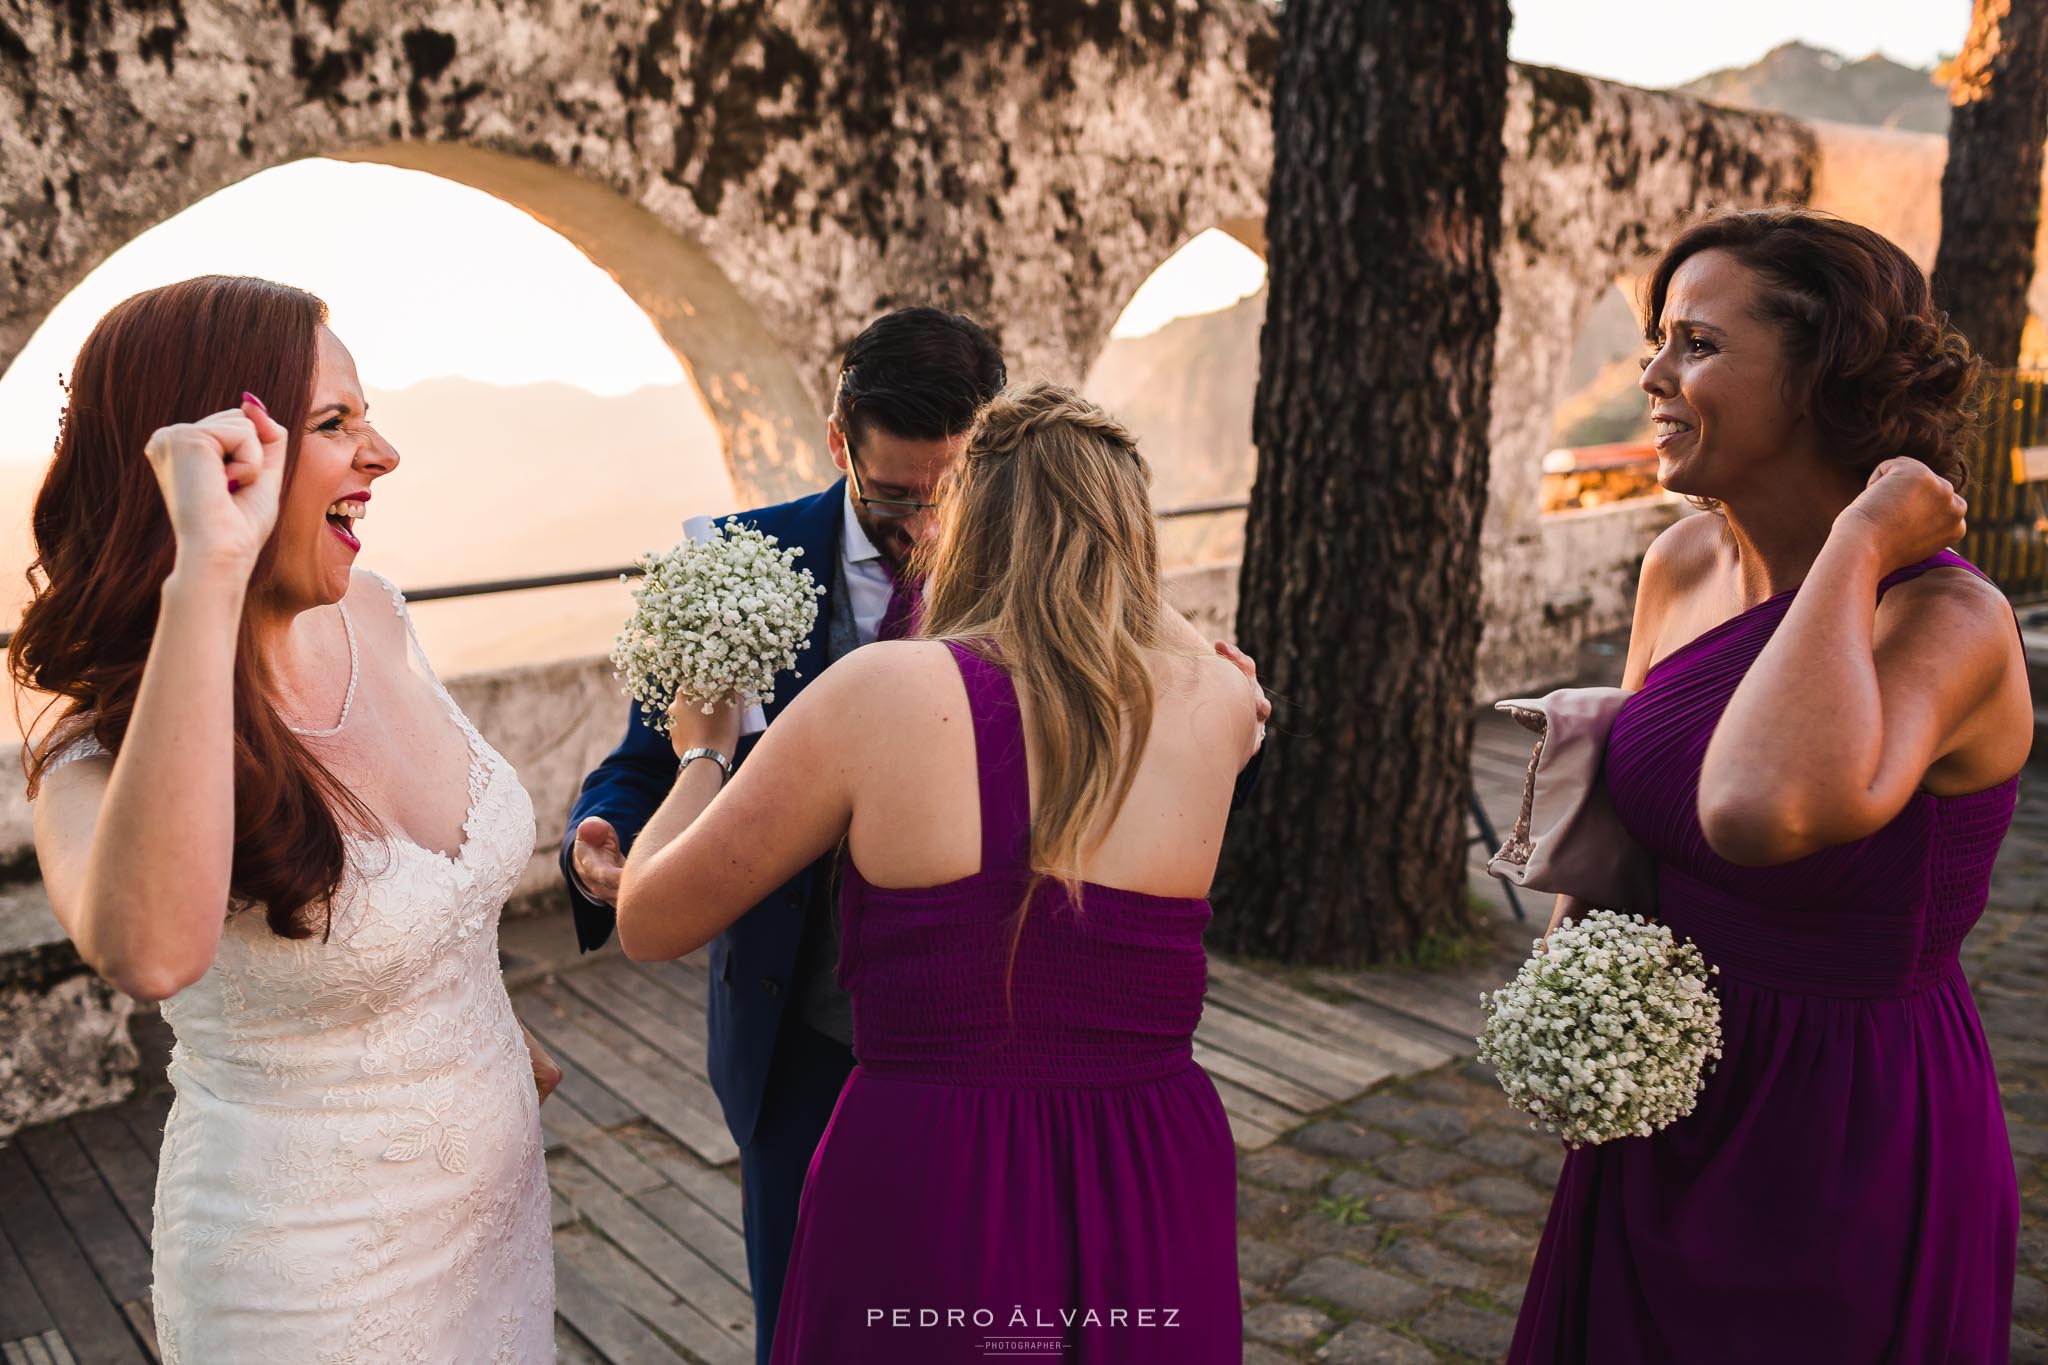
left=1188, top=1039, right=1328, bottom=1114
left=612, top=1130, right=745, bottom=1235
left=0, top=1223, right=56, bottom=1342
left=1194, top=1001, right=1385, bottom=1101
left=515, top=984, right=739, bottom=1166
left=630, top=1184, right=751, bottom=1291
left=550, top=1156, right=755, bottom=1346
left=553, top=1224, right=754, bottom=1365
left=15, top=1125, right=153, bottom=1305
left=65, top=1112, right=158, bottom=1252
left=551, top=1245, right=701, bottom=1365
left=1205, top=1071, right=1309, bottom=1137
left=555, top=964, right=715, bottom=1084
left=116, top=1305, right=155, bottom=1365
left=543, top=1091, right=672, bottom=1198
left=1220, top=1108, right=1280, bottom=1150
left=112, top=1094, right=170, bottom=1166
left=550, top=1051, right=644, bottom=1131
left=0, top=1336, right=62, bottom=1365
left=555, top=1317, right=610, bottom=1365
left=0, top=1146, right=146, bottom=1364
left=1314, top=968, right=1489, bottom=1048
left=631, top=953, right=715, bottom=1001
left=1206, top=959, right=1451, bottom=1073
left=589, top=957, right=715, bottom=1041
left=1468, top=748, right=1536, bottom=796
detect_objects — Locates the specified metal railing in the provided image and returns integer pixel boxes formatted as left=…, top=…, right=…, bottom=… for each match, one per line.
left=0, top=497, right=1251, bottom=650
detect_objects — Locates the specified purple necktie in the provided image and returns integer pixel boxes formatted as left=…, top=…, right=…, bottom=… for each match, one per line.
left=877, top=563, right=922, bottom=642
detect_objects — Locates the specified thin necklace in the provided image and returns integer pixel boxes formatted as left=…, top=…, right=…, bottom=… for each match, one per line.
left=286, top=601, right=359, bottom=738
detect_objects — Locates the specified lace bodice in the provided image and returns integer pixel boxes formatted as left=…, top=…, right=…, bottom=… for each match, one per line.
left=73, top=571, right=558, bottom=1363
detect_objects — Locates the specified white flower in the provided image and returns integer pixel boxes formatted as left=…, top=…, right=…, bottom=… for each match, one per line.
left=611, top=523, right=825, bottom=735
left=1477, top=909, right=1723, bottom=1148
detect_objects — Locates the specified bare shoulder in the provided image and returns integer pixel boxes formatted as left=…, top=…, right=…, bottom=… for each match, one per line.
left=1640, top=510, right=1726, bottom=600
left=345, top=567, right=407, bottom=630
left=35, top=730, right=112, bottom=800
left=794, top=639, right=965, bottom=724
left=1874, top=564, right=2018, bottom=655
left=1624, top=511, right=1726, bottom=686
left=32, top=726, right=112, bottom=871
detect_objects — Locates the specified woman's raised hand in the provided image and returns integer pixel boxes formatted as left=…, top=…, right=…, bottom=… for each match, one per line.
left=143, top=393, right=288, bottom=576
left=1835, top=457, right=1968, bottom=576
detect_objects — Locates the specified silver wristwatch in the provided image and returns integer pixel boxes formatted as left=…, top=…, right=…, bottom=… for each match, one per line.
left=677, top=746, right=733, bottom=784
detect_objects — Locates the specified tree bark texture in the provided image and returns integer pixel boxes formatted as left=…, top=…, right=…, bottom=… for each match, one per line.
left=1933, top=0, right=2048, bottom=369
left=1210, top=0, right=1511, bottom=964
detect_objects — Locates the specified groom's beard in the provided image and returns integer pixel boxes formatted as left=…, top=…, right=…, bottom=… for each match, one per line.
left=858, top=506, right=917, bottom=571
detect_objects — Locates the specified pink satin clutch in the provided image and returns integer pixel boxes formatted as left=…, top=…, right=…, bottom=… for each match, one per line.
left=1486, top=686, right=1659, bottom=913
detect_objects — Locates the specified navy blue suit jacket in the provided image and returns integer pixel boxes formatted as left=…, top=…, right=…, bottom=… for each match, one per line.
left=560, top=481, right=846, bottom=1151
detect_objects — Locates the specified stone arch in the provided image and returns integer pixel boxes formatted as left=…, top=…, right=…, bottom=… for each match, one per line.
left=2, top=139, right=825, bottom=509
left=330, top=143, right=823, bottom=508
left=0, top=0, right=1280, bottom=475
left=1080, top=226, right=1269, bottom=568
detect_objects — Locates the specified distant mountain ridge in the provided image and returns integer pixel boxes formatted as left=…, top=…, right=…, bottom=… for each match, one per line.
left=1676, top=40, right=1949, bottom=132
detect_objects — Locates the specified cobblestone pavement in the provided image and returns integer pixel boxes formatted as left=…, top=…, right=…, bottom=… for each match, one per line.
left=1236, top=767, right=2048, bottom=1364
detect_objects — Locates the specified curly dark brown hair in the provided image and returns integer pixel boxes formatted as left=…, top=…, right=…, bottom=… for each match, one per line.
left=1642, top=207, right=1982, bottom=490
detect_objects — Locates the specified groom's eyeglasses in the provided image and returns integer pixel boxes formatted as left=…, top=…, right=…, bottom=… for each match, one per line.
left=845, top=443, right=937, bottom=521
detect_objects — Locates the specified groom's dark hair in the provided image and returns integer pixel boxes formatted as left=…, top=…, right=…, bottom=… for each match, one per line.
left=832, top=307, right=1006, bottom=445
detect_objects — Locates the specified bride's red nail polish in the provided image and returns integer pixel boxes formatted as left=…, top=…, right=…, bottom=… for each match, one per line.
left=241, top=391, right=266, bottom=412
left=228, top=479, right=240, bottom=493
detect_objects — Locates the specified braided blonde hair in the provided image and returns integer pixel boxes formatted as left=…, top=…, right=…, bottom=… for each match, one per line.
left=918, top=382, right=1189, bottom=1005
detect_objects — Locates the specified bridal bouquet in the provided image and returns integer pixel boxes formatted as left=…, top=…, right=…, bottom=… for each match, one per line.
left=611, top=522, right=824, bottom=734
left=1478, top=909, right=1723, bottom=1148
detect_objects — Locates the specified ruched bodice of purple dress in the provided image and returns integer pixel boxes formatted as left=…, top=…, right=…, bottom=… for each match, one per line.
left=1508, top=549, right=2020, bottom=1364
left=766, top=640, right=1241, bottom=1364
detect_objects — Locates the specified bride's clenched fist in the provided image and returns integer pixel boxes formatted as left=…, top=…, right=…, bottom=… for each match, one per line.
left=143, top=392, right=288, bottom=576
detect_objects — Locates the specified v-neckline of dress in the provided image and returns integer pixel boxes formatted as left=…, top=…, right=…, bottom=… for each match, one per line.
left=347, top=682, right=492, bottom=867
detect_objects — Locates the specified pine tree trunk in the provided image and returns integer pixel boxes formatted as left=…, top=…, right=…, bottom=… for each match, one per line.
left=1210, top=0, right=1510, bottom=965
left=1933, top=0, right=2048, bottom=369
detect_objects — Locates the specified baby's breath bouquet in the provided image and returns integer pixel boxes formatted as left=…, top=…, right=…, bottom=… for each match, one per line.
left=611, top=522, right=824, bottom=734
left=1478, top=909, right=1723, bottom=1148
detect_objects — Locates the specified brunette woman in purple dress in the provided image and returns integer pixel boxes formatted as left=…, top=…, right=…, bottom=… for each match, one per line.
left=614, top=382, right=1262, bottom=1363
left=1509, top=208, right=2030, bottom=1363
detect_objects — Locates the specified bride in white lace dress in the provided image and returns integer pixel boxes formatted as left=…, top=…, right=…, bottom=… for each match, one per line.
left=19, top=278, right=557, bottom=1362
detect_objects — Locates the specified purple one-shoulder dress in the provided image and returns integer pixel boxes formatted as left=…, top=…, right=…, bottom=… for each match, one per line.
left=1509, top=550, right=2020, bottom=1363
left=766, top=641, right=1241, bottom=1364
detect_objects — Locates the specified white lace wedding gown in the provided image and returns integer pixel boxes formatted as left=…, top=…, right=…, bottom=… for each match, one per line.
left=62, top=574, right=555, bottom=1362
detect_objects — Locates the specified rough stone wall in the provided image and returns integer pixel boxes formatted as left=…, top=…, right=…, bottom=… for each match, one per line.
left=1478, top=67, right=1814, bottom=695
left=0, top=6, right=1962, bottom=699
left=0, top=0, right=1276, bottom=501
left=0, top=879, right=135, bottom=1138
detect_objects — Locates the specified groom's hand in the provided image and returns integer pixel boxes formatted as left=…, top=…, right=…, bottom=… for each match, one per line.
left=572, top=816, right=626, bottom=907
left=1214, top=641, right=1273, bottom=747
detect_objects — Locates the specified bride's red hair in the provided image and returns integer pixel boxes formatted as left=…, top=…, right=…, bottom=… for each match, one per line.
left=10, top=275, right=373, bottom=940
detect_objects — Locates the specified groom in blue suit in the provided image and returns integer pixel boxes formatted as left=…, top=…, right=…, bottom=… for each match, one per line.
left=559, top=308, right=1008, bottom=1364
